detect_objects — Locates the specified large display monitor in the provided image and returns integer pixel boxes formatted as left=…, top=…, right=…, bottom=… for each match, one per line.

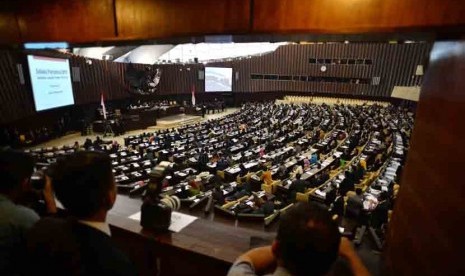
left=205, top=67, right=232, bottom=92
left=27, top=55, right=74, bottom=111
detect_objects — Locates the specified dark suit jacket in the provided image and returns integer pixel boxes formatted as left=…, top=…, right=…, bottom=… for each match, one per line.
left=371, top=200, right=390, bottom=228
left=346, top=194, right=364, bottom=219
left=288, top=179, right=309, bottom=201
left=332, top=196, right=345, bottom=217
left=339, top=177, right=355, bottom=196
left=26, top=217, right=136, bottom=276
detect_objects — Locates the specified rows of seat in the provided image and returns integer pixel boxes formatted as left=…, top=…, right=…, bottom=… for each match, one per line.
left=23, top=101, right=411, bottom=230
left=280, top=95, right=390, bottom=106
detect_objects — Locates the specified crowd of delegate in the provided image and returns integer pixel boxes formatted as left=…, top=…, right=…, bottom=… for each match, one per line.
left=25, top=101, right=413, bottom=224
left=1, top=101, right=414, bottom=275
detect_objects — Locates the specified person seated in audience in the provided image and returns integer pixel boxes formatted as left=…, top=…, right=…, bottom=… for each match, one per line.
left=339, top=170, right=356, bottom=196
left=226, top=154, right=235, bottom=166
left=73, top=141, right=80, bottom=150
left=26, top=151, right=135, bottom=276
left=329, top=138, right=337, bottom=149
left=295, top=144, right=302, bottom=154
left=171, top=159, right=183, bottom=172
left=211, top=152, right=220, bottom=163
left=143, top=150, right=155, bottom=161
left=320, top=169, right=330, bottom=183
left=111, top=141, right=120, bottom=153
left=0, top=151, right=56, bottom=275
left=93, top=136, right=103, bottom=147
left=330, top=157, right=341, bottom=171
left=341, top=148, right=351, bottom=162
left=290, top=164, right=303, bottom=179
left=227, top=202, right=370, bottom=276
left=239, top=163, right=249, bottom=178
left=161, top=169, right=176, bottom=188
left=288, top=174, right=308, bottom=202
left=216, top=154, right=229, bottom=171
left=189, top=177, right=202, bottom=196
left=371, top=157, right=383, bottom=171
left=303, top=156, right=310, bottom=170
left=84, top=138, right=93, bottom=149
left=359, top=159, right=367, bottom=171
left=212, top=185, right=225, bottom=205
left=185, top=169, right=196, bottom=184
left=251, top=194, right=275, bottom=216
left=353, top=163, right=364, bottom=183
left=346, top=188, right=364, bottom=223
left=310, top=152, right=319, bottom=164
left=262, top=166, right=274, bottom=186
left=277, top=163, right=287, bottom=179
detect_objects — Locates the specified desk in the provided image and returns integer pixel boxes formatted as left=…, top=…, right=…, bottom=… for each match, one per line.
left=128, top=105, right=182, bottom=118
left=224, top=166, right=241, bottom=181
left=108, top=195, right=275, bottom=275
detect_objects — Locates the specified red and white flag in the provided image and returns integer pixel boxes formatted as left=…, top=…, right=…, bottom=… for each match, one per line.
left=101, top=93, right=107, bottom=120
left=191, top=84, right=196, bottom=106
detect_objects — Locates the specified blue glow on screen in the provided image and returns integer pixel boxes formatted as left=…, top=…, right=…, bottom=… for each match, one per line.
left=24, top=42, right=69, bottom=49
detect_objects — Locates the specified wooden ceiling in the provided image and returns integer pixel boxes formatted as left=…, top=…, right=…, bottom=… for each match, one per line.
left=1, top=0, right=464, bottom=45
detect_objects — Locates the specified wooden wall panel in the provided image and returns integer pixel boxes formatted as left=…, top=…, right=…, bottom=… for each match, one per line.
left=70, top=57, right=132, bottom=104
left=155, top=43, right=432, bottom=97
left=16, top=0, right=116, bottom=43
left=253, top=0, right=465, bottom=34
left=0, top=51, right=35, bottom=124
left=116, top=0, right=250, bottom=40
left=155, top=64, right=204, bottom=95
left=0, top=43, right=431, bottom=124
left=385, top=41, right=465, bottom=276
left=0, top=2, right=20, bottom=44
left=1, top=0, right=465, bottom=44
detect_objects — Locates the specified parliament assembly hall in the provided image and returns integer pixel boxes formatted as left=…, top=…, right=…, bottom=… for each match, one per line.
left=0, top=1, right=464, bottom=275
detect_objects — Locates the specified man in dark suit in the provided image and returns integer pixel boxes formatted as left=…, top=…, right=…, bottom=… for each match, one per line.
left=216, top=154, right=229, bottom=171
left=345, top=188, right=364, bottom=223
left=288, top=174, right=308, bottom=202
left=198, top=147, right=210, bottom=172
left=331, top=190, right=345, bottom=218
left=371, top=192, right=390, bottom=229
left=339, top=170, right=355, bottom=196
left=26, top=151, right=136, bottom=276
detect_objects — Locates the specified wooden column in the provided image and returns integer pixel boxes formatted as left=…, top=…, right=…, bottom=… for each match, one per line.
left=385, top=41, right=465, bottom=276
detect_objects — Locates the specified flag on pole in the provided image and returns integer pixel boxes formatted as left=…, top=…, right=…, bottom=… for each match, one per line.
left=191, top=84, right=196, bottom=106
left=101, top=93, right=107, bottom=120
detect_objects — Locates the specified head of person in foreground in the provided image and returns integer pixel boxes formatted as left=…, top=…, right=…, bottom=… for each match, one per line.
left=273, top=202, right=340, bottom=276
left=52, top=151, right=117, bottom=221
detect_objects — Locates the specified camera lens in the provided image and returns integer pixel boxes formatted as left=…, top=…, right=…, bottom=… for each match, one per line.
left=160, top=196, right=180, bottom=211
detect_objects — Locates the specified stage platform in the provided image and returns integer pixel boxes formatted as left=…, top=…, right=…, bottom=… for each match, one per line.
left=150, top=113, right=202, bottom=129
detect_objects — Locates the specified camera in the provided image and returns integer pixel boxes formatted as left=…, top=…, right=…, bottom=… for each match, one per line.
left=30, top=170, right=46, bottom=190
left=30, top=164, right=55, bottom=190
left=141, top=161, right=180, bottom=231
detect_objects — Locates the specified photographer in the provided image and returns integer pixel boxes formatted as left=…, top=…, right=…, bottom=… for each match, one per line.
left=0, top=150, right=56, bottom=275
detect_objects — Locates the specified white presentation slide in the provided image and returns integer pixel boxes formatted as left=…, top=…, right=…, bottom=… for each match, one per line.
left=27, top=55, right=74, bottom=111
left=205, top=67, right=233, bottom=92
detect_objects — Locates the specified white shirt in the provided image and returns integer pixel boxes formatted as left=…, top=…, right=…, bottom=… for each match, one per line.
left=78, top=220, right=111, bottom=236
